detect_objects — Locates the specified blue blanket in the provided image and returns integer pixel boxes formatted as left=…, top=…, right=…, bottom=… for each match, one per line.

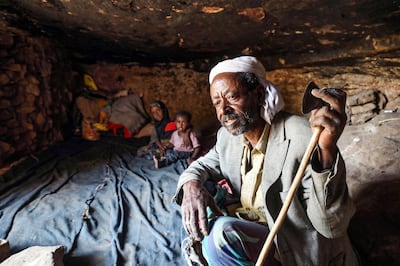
left=0, top=137, right=187, bottom=265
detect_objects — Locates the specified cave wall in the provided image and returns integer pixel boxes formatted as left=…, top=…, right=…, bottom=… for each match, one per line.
left=1, top=16, right=399, bottom=171
left=85, top=55, right=400, bottom=128
left=0, top=17, right=77, bottom=168
left=0, top=12, right=399, bottom=265
left=83, top=63, right=217, bottom=132
left=267, top=58, right=400, bottom=119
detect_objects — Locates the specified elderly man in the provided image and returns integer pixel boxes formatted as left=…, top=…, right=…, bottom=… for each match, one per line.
left=174, top=56, right=359, bottom=265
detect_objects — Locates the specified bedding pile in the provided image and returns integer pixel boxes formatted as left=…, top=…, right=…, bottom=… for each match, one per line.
left=0, top=136, right=188, bottom=265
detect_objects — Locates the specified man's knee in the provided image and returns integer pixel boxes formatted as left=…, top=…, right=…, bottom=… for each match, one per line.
left=202, top=217, right=256, bottom=265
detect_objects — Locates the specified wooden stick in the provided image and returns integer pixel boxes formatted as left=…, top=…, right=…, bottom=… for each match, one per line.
left=255, top=126, right=323, bottom=266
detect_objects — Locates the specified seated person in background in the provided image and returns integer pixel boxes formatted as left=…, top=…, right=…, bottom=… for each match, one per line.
left=102, top=89, right=152, bottom=138
left=75, top=73, right=153, bottom=140
left=75, top=74, right=110, bottom=140
left=153, top=110, right=201, bottom=168
left=146, top=101, right=177, bottom=157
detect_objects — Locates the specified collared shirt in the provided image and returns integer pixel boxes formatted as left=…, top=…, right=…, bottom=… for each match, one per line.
left=238, top=123, right=282, bottom=262
left=238, top=123, right=270, bottom=223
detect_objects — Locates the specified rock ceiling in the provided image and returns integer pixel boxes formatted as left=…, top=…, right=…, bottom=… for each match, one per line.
left=1, top=0, right=399, bottom=69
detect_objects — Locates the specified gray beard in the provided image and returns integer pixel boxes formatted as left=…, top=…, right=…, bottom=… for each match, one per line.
left=221, top=110, right=256, bottom=136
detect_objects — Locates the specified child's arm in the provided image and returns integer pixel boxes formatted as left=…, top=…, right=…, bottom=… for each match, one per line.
left=189, top=146, right=201, bottom=163
left=166, top=141, right=174, bottom=149
left=188, top=130, right=201, bottom=163
left=168, top=131, right=177, bottom=150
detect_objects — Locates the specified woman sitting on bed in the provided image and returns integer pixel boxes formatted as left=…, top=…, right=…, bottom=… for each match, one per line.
left=147, top=101, right=177, bottom=157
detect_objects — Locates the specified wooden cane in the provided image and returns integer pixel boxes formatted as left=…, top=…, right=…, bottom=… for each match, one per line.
left=255, top=126, right=322, bottom=266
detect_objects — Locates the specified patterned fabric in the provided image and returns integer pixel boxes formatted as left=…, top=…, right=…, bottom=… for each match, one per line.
left=202, top=216, right=280, bottom=266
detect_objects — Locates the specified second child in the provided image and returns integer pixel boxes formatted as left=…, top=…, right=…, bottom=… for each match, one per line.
left=153, top=111, right=201, bottom=168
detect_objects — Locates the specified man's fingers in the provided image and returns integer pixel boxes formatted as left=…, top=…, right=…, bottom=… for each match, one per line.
left=310, top=87, right=347, bottom=137
left=197, top=205, right=209, bottom=236
left=311, top=88, right=346, bottom=112
left=188, top=216, right=202, bottom=241
left=182, top=205, right=192, bottom=234
left=182, top=208, right=202, bottom=240
left=181, top=183, right=208, bottom=241
left=181, top=181, right=223, bottom=240
left=310, top=107, right=341, bottom=135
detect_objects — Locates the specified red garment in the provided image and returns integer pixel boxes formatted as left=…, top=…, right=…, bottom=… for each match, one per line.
left=108, top=121, right=133, bottom=138
left=164, top=121, right=176, bottom=132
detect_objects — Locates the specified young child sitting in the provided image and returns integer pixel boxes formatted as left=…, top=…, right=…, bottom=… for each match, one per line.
left=153, top=110, right=201, bottom=168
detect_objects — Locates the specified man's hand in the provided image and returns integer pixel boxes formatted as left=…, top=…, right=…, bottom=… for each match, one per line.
left=181, top=180, right=223, bottom=241
left=309, top=88, right=347, bottom=169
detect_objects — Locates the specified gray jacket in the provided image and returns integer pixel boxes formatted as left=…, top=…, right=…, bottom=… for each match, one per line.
left=175, top=112, right=359, bottom=266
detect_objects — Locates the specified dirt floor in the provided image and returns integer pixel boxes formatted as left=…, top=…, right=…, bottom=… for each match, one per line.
left=338, top=112, right=400, bottom=265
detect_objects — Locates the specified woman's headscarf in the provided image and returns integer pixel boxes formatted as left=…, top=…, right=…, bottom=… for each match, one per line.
left=150, top=101, right=173, bottom=139
left=209, top=56, right=284, bottom=124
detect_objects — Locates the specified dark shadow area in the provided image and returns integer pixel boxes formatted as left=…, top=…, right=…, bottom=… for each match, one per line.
left=349, top=179, right=400, bottom=266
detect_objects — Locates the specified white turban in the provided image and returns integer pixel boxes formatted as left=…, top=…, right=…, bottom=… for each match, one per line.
left=209, top=56, right=284, bottom=124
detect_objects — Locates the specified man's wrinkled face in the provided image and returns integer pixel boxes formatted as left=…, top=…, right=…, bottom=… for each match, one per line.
left=210, top=72, right=260, bottom=136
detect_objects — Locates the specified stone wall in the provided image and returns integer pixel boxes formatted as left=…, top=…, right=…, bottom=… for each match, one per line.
left=265, top=58, right=400, bottom=118
left=1, top=16, right=399, bottom=171
left=0, top=18, right=77, bottom=168
left=84, top=63, right=218, bottom=132
left=85, top=55, right=400, bottom=131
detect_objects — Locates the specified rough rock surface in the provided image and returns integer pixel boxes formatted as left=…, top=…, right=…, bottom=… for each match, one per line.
left=1, top=0, right=399, bottom=67
left=1, top=245, right=64, bottom=266
left=338, top=113, right=400, bottom=265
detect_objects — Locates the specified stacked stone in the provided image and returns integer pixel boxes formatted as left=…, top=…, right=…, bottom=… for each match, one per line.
left=0, top=17, right=75, bottom=170
left=346, top=89, right=387, bottom=125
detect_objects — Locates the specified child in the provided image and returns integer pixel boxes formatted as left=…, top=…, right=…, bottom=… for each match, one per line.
left=153, top=111, right=201, bottom=168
